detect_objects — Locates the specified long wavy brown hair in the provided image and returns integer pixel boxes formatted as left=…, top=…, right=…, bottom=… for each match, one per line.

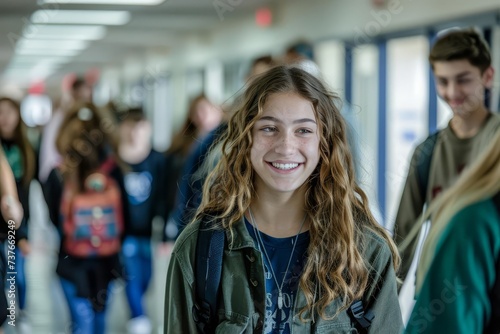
left=167, top=94, right=209, bottom=156
left=196, top=66, right=400, bottom=320
left=0, top=97, right=36, bottom=186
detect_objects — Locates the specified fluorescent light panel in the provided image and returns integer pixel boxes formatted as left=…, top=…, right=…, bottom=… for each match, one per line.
left=31, top=10, right=130, bottom=25
left=16, top=38, right=89, bottom=51
left=15, top=48, right=81, bottom=56
left=9, top=56, right=73, bottom=64
left=10, top=59, right=70, bottom=69
left=38, top=0, right=164, bottom=5
left=23, top=24, right=107, bottom=40
left=4, top=66, right=59, bottom=76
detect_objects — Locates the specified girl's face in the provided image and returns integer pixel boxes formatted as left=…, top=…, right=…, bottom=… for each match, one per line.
left=250, top=92, right=320, bottom=197
left=191, top=99, right=222, bottom=136
left=0, top=101, right=20, bottom=139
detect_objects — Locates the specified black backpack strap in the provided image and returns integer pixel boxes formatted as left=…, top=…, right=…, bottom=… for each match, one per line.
left=416, top=131, right=440, bottom=202
left=192, top=219, right=225, bottom=334
left=484, top=191, right=500, bottom=334
left=348, top=299, right=374, bottom=333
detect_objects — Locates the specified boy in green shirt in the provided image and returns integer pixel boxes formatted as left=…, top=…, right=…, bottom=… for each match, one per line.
left=394, top=28, right=500, bottom=282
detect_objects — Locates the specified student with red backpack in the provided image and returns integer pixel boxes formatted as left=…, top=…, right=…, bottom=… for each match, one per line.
left=43, top=103, right=128, bottom=334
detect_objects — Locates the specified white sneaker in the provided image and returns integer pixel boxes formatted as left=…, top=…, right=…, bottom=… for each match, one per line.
left=17, top=317, right=31, bottom=334
left=127, top=315, right=152, bottom=334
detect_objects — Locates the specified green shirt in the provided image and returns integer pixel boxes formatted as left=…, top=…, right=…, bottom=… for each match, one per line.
left=405, top=197, right=500, bottom=333
left=164, top=218, right=403, bottom=333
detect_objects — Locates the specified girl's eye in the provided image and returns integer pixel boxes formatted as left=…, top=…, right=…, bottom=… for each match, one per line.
left=262, top=126, right=277, bottom=132
left=297, top=128, right=312, bottom=134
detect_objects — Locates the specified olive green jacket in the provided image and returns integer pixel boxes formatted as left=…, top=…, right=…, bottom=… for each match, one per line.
left=164, top=218, right=403, bottom=333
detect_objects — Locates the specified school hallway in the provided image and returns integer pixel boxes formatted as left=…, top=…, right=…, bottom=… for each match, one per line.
left=4, top=180, right=169, bottom=334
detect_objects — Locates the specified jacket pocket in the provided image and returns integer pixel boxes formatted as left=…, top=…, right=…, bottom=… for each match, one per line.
left=315, top=322, right=358, bottom=333
left=215, top=310, right=251, bottom=334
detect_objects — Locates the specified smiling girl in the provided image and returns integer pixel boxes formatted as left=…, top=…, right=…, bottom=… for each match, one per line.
left=164, top=66, right=402, bottom=333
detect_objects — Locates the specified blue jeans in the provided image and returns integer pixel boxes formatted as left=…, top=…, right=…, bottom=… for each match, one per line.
left=15, top=247, right=26, bottom=310
left=122, top=236, right=152, bottom=318
left=60, top=278, right=108, bottom=334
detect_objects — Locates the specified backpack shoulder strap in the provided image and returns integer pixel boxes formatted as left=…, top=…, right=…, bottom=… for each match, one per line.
left=416, top=131, right=440, bottom=202
left=193, top=218, right=225, bottom=334
left=99, top=157, right=116, bottom=174
left=348, top=299, right=374, bottom=333
left=492, top=190, right=500, bottom=217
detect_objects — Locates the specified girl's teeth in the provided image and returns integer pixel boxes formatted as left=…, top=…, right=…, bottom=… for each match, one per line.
left=272, top=163, right=299, bottom=170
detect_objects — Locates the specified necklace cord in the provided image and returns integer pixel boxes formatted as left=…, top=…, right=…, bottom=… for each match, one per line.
left=248, top=208, right=306, bottom=309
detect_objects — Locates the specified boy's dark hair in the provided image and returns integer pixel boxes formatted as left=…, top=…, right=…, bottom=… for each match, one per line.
left=429, top=28, right=491, bottom=73
left=286, top=40, right=315, bottom=61
left=120, top=107, right=145, bottom=124
left=71, top=77, right=87, bottom=91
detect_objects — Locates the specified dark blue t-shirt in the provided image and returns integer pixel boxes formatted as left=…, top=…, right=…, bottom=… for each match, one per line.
left=124, top=150, right=165, bottom=237
left=245, top=218, right=310, bottom=334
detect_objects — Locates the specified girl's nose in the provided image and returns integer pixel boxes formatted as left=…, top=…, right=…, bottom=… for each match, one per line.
left=274, top=132, right=295, bottom=155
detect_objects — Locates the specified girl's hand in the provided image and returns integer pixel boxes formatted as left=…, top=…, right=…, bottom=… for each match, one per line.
left=1, top=195, right=23, bottom=228
left=17, top=239, right=31, bottom=256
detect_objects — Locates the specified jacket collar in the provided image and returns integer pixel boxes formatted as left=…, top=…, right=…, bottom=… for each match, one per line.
left=226, top=217, right=256, bottom=250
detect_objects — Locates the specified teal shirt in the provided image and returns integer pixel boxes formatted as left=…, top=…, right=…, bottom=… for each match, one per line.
left=405, top=197, right=500, bottom=333
left=1, top=142, right=23, bottom=181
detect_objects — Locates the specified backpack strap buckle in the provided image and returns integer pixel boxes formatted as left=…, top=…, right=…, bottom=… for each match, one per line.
left=193, top=300, right=212, bottom=332
left=349, top=300, right=374, bottom=329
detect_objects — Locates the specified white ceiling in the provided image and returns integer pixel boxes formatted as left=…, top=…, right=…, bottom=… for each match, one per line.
left=0, top=0, right=279, bottom=87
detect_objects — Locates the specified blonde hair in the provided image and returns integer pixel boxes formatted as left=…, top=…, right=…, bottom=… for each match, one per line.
left=195, top=66, right=399, bottom=320
left=412, top=130, right=500, bottom=292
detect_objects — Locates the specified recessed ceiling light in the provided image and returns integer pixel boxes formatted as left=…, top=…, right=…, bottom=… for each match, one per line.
left=38, top=0, right=164, bottom=5
left=23, top=25, right=107, bottom=40
left=31, top=10, right=130, bottom=25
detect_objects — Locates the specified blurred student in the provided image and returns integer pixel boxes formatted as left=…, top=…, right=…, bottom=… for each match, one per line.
left=405, top=130, right=500, bottom=333
left=246, top=55, right=275, bottom=80
left=163, top=95, right=222, bottom=240
left=39, top=77, right=92, bottom=183
left=0, top=145, right=23, bottom=334
left=117, top=108, right=165, bottom=334
left=0, top=97, right=36, bottom=332
left=284, top=40, right=321, bottom=78
left=44, top=103, right=127, bottom=334
left=0, top=146, right=23, bottom=225
left=165, top=58, right=277, bottom=241
left=394, top=28, right=500, bottom=281
left=165, top=66, right=402, bottom=333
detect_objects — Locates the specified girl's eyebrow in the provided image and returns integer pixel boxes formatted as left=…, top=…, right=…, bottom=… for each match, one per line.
left=257, top=116, right=317, bottom=125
